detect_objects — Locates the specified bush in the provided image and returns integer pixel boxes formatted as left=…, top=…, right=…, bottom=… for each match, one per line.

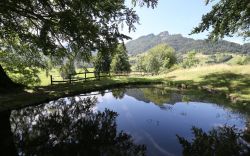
left=181, top=50, right=199, bottom=68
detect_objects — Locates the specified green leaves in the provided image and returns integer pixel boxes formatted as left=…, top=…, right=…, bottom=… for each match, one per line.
left=111, top=44, right=131, bottom=73
left=134, top=44, right=176, bottom=73
left=0, top=0, right=154, bottom=56
left=0, top=37, right=48, bottom=86
left=181, top=50, right=199, bottom=68
left=131, top=0, right=158, bottom=8
left=94, top=50, right=112, bottom=72
left=192, top=0, right=250, bottom=40
left=0, top=0, right=158, bottom=86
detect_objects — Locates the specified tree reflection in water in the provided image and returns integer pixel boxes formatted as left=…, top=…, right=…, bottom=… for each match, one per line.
left=10, top=96, right=146, bottom=156
left=177, top=126, right=250, bottom=156
left=112, top=88, right=126, bottom=99
left=0, top=111, right=17, bottom=156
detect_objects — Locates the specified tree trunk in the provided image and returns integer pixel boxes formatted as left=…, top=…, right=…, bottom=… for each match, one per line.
left=0, top=111, right=17, bottom=155
left=0, top=64, right=22, bottom=90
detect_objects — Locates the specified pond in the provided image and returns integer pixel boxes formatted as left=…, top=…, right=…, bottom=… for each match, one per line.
left=1, top=86, right=250, bottom=156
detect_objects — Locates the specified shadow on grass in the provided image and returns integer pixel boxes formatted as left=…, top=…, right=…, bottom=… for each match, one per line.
left=170, top=72, right=250, bottom=100
left=169, top=72, right=250, bottom=112
left=199, top=73, right=250, bottom=93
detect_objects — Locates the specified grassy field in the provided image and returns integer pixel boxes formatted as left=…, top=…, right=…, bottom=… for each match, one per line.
left=165, top=64, right=250, bottom=103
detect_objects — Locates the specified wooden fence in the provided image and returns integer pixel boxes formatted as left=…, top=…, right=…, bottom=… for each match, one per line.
left=50, top=71, right=153, bottom=85
left=113, top=71, right=153, bottom=76
left=50, top=71, right=110, bottom=85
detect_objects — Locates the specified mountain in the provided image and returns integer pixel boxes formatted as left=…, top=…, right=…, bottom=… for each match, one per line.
left=125, top=31, right=250, bottom=55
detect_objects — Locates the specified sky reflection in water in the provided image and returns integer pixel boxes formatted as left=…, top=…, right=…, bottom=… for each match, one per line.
left=9, top=87, right=249, bottom=156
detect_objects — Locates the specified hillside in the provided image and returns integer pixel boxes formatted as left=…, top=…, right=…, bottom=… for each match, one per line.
left=125, top=31, right=250, bottom=55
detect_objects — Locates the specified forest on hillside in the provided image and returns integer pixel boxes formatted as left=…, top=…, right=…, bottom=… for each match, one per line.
left=125, top=31, right=250, bottom=55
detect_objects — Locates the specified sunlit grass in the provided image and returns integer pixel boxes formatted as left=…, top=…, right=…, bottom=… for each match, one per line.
left=165, top=64, right=250, bottom=80
left=38, top=68, right=95, bottom=86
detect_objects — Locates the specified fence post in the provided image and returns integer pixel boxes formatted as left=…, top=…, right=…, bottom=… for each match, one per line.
left=94, top=71, right=98, bottom=80
left=84, top=71, right=86, bottom=81
left=50, top=75, right=53, bottom=85
left=69, top=74, right=71, bottom=84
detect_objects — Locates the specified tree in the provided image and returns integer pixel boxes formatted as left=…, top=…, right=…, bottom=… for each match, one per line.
left=112, top=88, right=126, bottom=99
left=134, top=54, right=147, bottom=72
left=181, top=50, right=199, bottom=68
left=94, top=49, right=112, bottom=73
left=191, top=0, right=250, bottom=40
left=59, top=44, right=92, bottom=79
left=138, top=44, right=176, bottom=74
left=145, top=55, right=160, bottom=73
left=111, top=44, right=131, bottom=73
left=0, top=0, right=158, bottom=89
left=0, top=38, right=48, bottom=87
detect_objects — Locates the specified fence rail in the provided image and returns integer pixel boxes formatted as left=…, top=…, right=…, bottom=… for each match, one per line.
left=50, top=71, right=153, bottom=85
left=111, top=71, right=153, bottom=77
left=50, top=71, right=111, bottom=85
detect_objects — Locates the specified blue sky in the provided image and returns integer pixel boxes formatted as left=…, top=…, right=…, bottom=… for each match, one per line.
left=121, top=0, right=248, bottom=44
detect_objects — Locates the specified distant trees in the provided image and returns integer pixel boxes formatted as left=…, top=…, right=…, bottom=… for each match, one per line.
left=239, top=56, right=250, bottom=65
left=125, top=32, right=248, bottom=56
left=59, top=61, right=76, bottom=79
left=127, top=0, right=250, bottom=57
left=230, top=55, right=250, bottom=65
left=134, top=44, right=176, bottom=73
left=57, top=45, right=93, bottom=79
left=206, top=53, right=233, bottom=64
left=111, top=44, right=131, bottom=73
left=215, top=54, right=233, bottom=63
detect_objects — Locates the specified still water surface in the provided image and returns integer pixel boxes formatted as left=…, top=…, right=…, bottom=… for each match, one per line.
left=5, top=87, right=250, bottom=155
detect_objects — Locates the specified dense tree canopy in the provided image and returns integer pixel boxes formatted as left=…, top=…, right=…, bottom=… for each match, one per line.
left=0, top=0, right=158, bottom=55
left=0, top=0, right=158, bottom=88
left=191, top=0, right=250, bottom=40
left=0, top=39, right=48, bottom=85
